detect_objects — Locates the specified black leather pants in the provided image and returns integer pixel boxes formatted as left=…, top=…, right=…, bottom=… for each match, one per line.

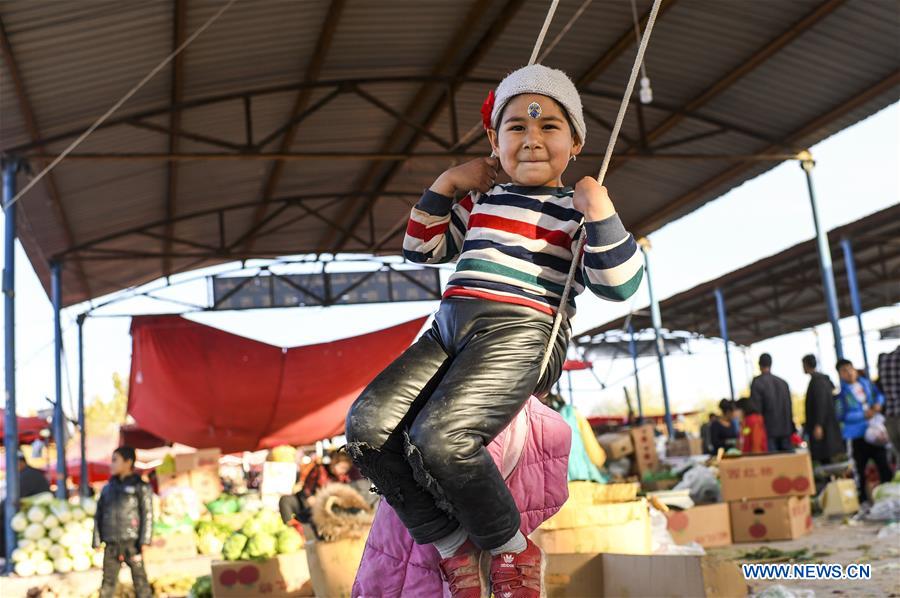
left=345, top=297, right=567, bottom=550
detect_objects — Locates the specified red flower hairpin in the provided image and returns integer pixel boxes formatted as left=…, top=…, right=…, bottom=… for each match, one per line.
left=481, top=89, right=495, bottom=130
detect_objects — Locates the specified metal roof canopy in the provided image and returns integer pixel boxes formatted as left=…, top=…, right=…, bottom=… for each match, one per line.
left=1, top=0, right=898, bottom=307
left=575, top=203, right=900, bottom=347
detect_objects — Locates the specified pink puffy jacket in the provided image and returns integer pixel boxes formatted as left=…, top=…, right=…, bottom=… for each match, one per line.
left=352, top=396, right=572, bottom=597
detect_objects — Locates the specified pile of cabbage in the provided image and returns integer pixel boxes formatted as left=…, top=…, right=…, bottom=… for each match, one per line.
left=9, top=492, right=102, bottom=578
left=220, top=508, right=302, bottom=561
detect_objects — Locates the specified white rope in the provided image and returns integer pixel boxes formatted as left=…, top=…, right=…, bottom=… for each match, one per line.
left=528, top=0, right=561, bottom=65
left=539, top=0, right=664, bottom=378
left=6, top=0, right=239, bottom=210
left=538, top=0, right=594, bottom=63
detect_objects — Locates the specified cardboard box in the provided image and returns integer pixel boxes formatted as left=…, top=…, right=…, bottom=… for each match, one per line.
left=195, top=447, right=222, bottom=468
left=598, top=433, right=634, bottom=460
left=156, top=470, right=193, bottom=494
left=568, top=481, right=640, bottom=505
left=719, top=453, right=815, bottom=501
left=533, top=499, right=651, bottom=555
left=261, top=461, right=298, bottom=509
left=665, top=503, right=733, bottom=548
left=212, top=552, right=312, bottom=597
left=729, top=496, right=812, bottom=542
left=667, top=437, right=704, bottom=457
left=191, top=465, right=223, bottom=504
left=821, top=478, right=859, bottom=517
left=306, top=537, right=368, bottom=598
left=143, top=531, right=197, bottom=564
left=630, top=424, right=659, bottom=474
left=545, top=553, right=746, bottom=598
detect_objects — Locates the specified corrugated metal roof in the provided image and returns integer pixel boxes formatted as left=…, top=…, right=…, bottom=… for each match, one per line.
left=1, top=0, right=897, bottom=306
left=576, top=203, right=900, bottom=346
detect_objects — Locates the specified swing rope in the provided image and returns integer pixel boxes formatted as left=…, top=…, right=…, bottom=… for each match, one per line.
left=538, top=0, right=664, bottom=379
left=528, top=0, right=561, bottom=66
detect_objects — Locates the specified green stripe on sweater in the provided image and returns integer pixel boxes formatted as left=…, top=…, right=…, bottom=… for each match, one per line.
left=456, top=258, right=566, bottom=296
left=586, top=267, right=644, bottom=302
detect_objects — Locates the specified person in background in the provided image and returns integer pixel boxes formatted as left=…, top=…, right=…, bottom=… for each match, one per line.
left=836, top=359, right=892, bottom=503
left=700, top=413, right=715, bottom=454
left=736, top=397, right=768, bottom=454
left=877, top=347, right=900, bottom=463
left=750, top=353, right=794, bottom=452
left=709, top=399, right=739, bottom=453
left=93, top=446, right=153, bottom=598
left=802, top=354, right=843, bottom=464
left=279, top=451, right=356, bottom=527
left=1, top=452, right=52, bottom=557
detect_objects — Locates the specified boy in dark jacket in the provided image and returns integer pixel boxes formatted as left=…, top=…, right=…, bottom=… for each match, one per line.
left=93, top=446, right=153, bottom=598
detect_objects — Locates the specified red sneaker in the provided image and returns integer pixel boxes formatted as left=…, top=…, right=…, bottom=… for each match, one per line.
left=489, top=537, right=544, bottom=598
left=438, top=539, right=485, bottom=598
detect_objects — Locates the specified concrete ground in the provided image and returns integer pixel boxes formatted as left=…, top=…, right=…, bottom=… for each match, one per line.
left=709, top=517, right=900, bottom=597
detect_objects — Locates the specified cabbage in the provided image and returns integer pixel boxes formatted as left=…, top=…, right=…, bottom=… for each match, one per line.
left=84, top=518, right=94, bottom=531
left=43, top=514, right=59, bottom=529
left=29, top=549, right=47, bottom=563
left=257, top=510, right=284, bottom=535
left=47, top=544, right=67, bottom=560
left=197, top=532, right=224, bottom=556
left=80, top=497, right=97, bottom=516
left=11, top=512, right=28, bottom=532
left=72, top=554, right=92, bottom=572
left=36, top=537, right=53, bottom=552
left=11, top=548, right=29, bottom=563
left=53, top=557, right=74, bottom=573
left=35, top=559, right=54, bottom=576
left=24, top=523, right=46, bottom=540
left=222, top=533, right=248, bottom=561
left=14, top=560, right=36, bottom=577
left=92, top=551, right=105, bottom=568
left=26, top=506, right=46, bottom=523
left=276, top=528, right=302, bottom=554
left=247, top=533, right=277, bottom=559
left=48, top=527, right=64, bottom=541
left=240, top=517, right=265, bottom=537
left=71, top=507, right=86, bottom=521
left=64, top=521, right=81, bottom=535
left=17, top=538, right=36, bottom=552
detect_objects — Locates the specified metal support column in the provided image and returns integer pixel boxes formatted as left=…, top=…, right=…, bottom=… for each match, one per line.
left=51, top=261, right=67, bottom=498
left=800, top=153, right=843, bottom=359
left=627, top=322, right=644, bottom=421
left=640, top=240, right=673, bottom=436
left=3, top=157, right=21, bottom=573
left=714, top=287, right=736, bottom=402
left=840, top=237, right=869, bottom=373
left=77, top=314, right=88, bottom=497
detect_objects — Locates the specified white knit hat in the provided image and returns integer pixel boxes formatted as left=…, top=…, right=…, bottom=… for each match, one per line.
left=489, top=64, right=586, bottom=143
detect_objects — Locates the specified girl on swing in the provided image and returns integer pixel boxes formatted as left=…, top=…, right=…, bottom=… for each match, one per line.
left=346, top=64, right=644, bottom=597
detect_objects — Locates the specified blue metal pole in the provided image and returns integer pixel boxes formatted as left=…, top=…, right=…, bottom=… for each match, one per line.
left=51, top=261, right=67, bottom=498
left=77, top=314, right=88, bottom=497
left=800, top=156, right=843, bottom=359
left=640, top=241, right=673, bottom=436
left=840, top=238, right=869, bottom=374
left=714, top=287, right=736, bottom=402
left=3, top=157, right=20, bottom=572
left=627, top=322, right=644, bottom=421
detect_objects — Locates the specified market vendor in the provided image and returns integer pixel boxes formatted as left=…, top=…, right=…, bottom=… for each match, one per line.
left=1, top=452, right=52, bottom=557
left=278, top=451, right=357, bottom=526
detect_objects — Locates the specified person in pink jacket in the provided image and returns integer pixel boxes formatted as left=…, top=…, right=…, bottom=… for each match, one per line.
left=353, top=396, right=571, bottom=597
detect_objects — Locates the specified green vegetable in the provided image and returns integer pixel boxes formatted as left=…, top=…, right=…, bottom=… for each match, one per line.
left=240, top=517, right=265, bottom=537
left=189, top=575, right=213, bottom=598
left=247, top=533, right=277, bottom=559
left=222, top=533, right=248, bottom=561
left=276, top=528, right=302, bottom=554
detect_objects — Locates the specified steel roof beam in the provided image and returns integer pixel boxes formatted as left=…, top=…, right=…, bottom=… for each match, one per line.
left=162, top=0, right=187, bottom=277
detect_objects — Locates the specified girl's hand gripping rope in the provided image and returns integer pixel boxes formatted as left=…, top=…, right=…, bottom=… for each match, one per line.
left=430, top=157, right=499, bottom=197
left=573, top=176, right=616, bottom=222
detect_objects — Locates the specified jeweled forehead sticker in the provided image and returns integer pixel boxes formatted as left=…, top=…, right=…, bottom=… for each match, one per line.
left=527, top=101, right=542, bottom=119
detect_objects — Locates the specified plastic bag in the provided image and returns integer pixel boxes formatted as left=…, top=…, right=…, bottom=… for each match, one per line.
left=753, top=585, right=815, bottom=598
left=864, top=413, right=889, bottom=446
left=866, top=498, right=900, bottom=521
left=871, top=481, right=900, bottom=503
left=649, top=507, right=705, bottom=556
left=673, top=464, right=721, bottom=505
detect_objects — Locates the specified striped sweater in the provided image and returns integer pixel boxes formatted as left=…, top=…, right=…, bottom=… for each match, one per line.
left=402, top=184, right=644, bottom=317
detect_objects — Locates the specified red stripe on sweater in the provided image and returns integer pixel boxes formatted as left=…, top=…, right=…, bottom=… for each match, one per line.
left=459, top=194, right=474, bottom=212
left=467, top=213, right=572, bottom=248
left=406, top=218, right=449, bottom=242
left=442, top=287, right=555, bottom=315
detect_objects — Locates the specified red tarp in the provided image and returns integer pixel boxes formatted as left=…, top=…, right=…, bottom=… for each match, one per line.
left=0, top=409, right=49, bottom=444
left=562, top=359, right=592, bottom=371
left=47, top=459, right=112, bottom=485
left=128, top=315, right=426, bottom=453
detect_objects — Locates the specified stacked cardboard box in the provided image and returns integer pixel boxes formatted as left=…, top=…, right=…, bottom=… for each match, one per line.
left=665, top=503, right=732, bottom=548
left=532, top=482, right=651, bottom=555
left=719, top=453, right=815, bottom=542
left=630, top=424, right=659, bottom=475
left=666, top=437, right=704, bottom=457
left=211, top=551, right=313, bottom=597
left=156, top=448, right=223, bottom=503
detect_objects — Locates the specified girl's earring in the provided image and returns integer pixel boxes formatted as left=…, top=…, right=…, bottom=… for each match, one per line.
left=570, top=155, right=577, bottom=162
left=490, top=150, right=498, bottom=159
